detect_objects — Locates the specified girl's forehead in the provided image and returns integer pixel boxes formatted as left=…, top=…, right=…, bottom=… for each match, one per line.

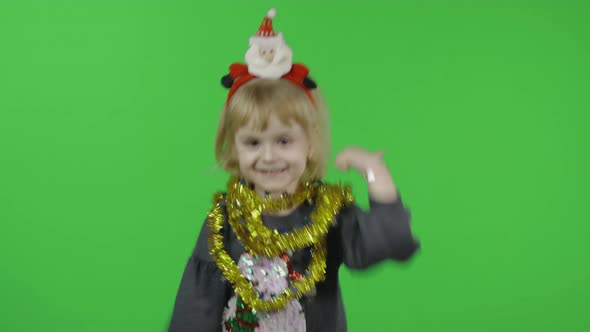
left=237, top=114, right=303, bottom=135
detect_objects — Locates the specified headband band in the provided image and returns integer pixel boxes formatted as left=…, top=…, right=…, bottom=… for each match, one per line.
left=222, top=63, right=316, bottom=105
left=220, top=8, right=317, bottom=105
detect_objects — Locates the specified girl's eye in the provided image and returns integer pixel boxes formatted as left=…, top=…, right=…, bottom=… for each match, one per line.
left=278, top=137, right=290, bottom=145
left=246, top=139, right=260, bottom=146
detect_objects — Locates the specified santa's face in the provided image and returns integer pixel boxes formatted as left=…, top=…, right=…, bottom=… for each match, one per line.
left=245, top=43, right=293, bottom=79
left=234, top=114, right=308, bottom=198
left=258, top=47, right=276, bottom=63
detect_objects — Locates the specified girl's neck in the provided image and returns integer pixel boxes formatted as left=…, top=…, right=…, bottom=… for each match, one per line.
left=254, top=189, right=290, bottom=199
left=254, top=187, right=299, bottom=217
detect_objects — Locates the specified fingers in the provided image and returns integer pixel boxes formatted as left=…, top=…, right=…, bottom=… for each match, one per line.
left=334, top=147, right=387, bottom=172
left=334, top=153, right=349, bottom=170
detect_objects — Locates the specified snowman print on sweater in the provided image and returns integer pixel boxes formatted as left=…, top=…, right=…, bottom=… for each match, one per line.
left=222, top=253, right=306, bottom=332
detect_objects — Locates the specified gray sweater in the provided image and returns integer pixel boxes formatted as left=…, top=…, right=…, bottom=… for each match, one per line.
left=168, top=194, right=419, bottom=332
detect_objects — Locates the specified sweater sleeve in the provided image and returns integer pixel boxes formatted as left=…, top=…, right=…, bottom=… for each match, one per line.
left=168, top=220, right=227, bottom=332
left=338, top=193, right=420, bottom=269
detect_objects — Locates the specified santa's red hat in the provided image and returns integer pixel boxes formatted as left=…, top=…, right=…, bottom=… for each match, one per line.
left=249, top=8, right=284, bottom=46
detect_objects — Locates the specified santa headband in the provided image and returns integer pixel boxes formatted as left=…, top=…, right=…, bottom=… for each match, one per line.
left=221, top=8, right=317, bottom=104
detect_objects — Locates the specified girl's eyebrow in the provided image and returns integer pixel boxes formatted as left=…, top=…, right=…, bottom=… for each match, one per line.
left=238, top=134, right=259, bottom=140
left=236, top=130, right=259, bottom=137
left=236, top=127, right=296, bottom=139
left=274, top=127, right=297, bottom=135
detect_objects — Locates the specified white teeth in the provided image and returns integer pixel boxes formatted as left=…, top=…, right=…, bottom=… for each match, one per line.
left=257, top=168, right=286, bottom=174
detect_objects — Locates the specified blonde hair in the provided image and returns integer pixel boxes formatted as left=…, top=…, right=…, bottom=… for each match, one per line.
left=215, top=78, right=330, bottom=181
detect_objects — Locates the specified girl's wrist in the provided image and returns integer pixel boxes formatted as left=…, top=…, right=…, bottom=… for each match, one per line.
left=364, top=162, right=399, bottom=203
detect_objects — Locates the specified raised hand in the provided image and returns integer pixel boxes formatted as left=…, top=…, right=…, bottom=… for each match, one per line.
left=335, top=146, right=399, bottom=203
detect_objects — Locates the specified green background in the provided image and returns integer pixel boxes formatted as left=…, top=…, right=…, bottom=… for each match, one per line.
left=1, top=1, right=588, bottom=331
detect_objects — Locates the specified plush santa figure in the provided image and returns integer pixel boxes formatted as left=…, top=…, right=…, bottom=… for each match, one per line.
left=245, top=8, right=293, bottom=79
left=221, top=8, right=317, bottom=103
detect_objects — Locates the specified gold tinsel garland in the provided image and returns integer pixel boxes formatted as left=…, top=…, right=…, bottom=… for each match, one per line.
left=227, top=176, right=315, bottom=213
left=225, top=177, right=353, bottom=256
left=207, top=177, right=354, bottom=312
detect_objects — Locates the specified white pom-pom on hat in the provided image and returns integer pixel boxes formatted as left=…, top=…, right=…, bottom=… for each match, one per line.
left=267, top=8, right=276, bottom=18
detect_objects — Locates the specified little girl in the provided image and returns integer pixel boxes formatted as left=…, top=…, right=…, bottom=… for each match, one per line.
left=168, top=9, right=419, bottom=332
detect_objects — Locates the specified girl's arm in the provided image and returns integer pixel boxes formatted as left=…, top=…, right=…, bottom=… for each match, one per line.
left=337, top=195, right=419, bottom=269
left=334, top=146, right=420, bottom=269
left=168, top=219, right=228, bottom=332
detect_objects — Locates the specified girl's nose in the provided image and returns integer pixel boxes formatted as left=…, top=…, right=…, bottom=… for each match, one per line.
left=262, top=144, right=276, bottom=161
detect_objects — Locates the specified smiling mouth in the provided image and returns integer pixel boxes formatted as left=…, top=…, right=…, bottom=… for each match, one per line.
left=256, top=167, right=288, bottom=175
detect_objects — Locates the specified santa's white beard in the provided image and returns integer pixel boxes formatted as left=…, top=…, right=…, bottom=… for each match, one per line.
left=246, top=45, right=293, bottom=79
